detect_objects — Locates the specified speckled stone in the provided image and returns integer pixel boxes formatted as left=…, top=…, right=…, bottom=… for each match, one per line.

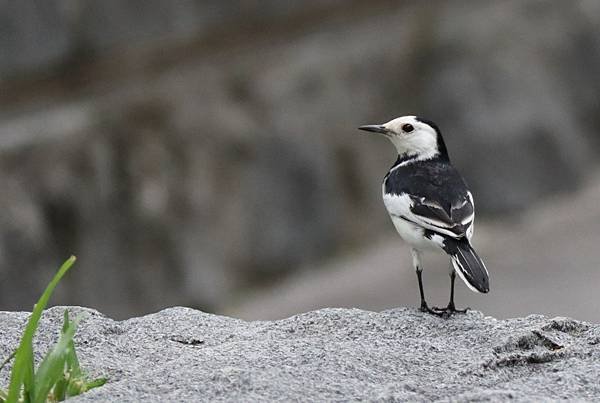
left=1, top=306, right=598, bottom=402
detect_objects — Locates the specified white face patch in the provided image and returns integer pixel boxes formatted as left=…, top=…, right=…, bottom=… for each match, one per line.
left=382, top=116, right=440, bottom=161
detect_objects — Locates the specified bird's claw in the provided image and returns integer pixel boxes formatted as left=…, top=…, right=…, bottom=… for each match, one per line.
left=420, top=302, right=446, bottom=317
left=431, top=304, right=470, bottom=318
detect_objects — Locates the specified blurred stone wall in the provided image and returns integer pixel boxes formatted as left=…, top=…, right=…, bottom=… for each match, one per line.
left=1, top=0, right=599, bottom=318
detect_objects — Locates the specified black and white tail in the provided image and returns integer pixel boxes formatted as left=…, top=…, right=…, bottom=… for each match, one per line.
left=443, top=238, right=489, bottom=293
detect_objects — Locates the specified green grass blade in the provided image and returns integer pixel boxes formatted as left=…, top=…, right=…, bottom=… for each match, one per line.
left=32, top=317, right=79, bottom=403
left=51, top=377, right=67, bottom=402
left=62, top=311, right=81, bottom=378
left=61, top=310, right=69, bottom=334
left=22, top=349, right=34, bottom=403
left=82, top=378, right=107, bottom=391
left=66, top=377, right=107, bottom=398
left=5, top=256, right=77, bottom=403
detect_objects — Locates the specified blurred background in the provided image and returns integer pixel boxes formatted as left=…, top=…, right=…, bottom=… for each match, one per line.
left=1, top=0, right=600, bottom=322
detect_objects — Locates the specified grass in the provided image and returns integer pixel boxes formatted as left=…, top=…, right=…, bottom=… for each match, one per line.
left=0, top=256, right=106, bottom=403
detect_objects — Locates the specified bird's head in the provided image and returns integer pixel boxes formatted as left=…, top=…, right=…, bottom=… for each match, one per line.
left=359, top=116, right=449, bottom=162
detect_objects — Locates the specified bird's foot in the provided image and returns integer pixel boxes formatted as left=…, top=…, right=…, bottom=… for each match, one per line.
left=419, top=301, right=446, bottom=317
left=431, top=303, right=470, bottom=318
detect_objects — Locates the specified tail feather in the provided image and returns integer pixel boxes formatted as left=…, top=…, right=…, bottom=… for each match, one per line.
left=443, top=238, right=489, bottom=293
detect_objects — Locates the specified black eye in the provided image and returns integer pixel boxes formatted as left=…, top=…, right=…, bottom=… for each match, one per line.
left=402, top=123, right=414, bottom=132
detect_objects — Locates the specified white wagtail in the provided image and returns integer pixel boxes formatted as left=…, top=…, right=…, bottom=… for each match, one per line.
left=359, top=116, right=489, bottom=317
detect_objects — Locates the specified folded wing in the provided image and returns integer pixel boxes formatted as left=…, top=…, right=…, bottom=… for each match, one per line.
left=383, top=191, right=474, bottom=239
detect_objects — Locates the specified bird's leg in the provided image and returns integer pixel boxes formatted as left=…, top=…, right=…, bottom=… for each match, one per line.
left=412, top=249, right=443, bottom=317
left=416, top=268, right=427, bottom=311
left=449, top=270, right=469, bottom=313
left=433, top=267, right=469, bottom=316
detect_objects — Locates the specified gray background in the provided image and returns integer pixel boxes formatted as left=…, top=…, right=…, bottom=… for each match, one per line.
left=1, top=0, right=599, bottom=321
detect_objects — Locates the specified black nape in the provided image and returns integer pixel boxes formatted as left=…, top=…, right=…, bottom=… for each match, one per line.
left=415, top=116, right=450, bottom=161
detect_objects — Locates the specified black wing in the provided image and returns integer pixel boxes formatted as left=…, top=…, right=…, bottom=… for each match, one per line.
left=409, top=194, right=474, bottom=238
left=384, top=160, right=474, bottom=239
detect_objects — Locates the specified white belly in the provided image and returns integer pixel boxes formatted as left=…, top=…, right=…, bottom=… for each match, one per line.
left=389, top=215, right=440, bottom=251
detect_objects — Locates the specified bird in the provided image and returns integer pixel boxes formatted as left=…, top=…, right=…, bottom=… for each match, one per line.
left=358, top=116, right=489, bottom=317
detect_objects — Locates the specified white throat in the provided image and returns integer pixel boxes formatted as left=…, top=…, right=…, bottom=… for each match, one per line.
left=389, top=134, right=439, bottom=162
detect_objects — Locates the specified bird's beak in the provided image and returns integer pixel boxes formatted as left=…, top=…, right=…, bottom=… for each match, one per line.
left=358, top=125, right=388, bottom=134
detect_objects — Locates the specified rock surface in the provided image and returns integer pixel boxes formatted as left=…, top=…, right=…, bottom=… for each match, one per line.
left=1, top=306, right=599, bottom=401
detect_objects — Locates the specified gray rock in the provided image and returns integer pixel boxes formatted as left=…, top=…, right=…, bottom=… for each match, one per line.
left=1, top=306, right=599, bottom=401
